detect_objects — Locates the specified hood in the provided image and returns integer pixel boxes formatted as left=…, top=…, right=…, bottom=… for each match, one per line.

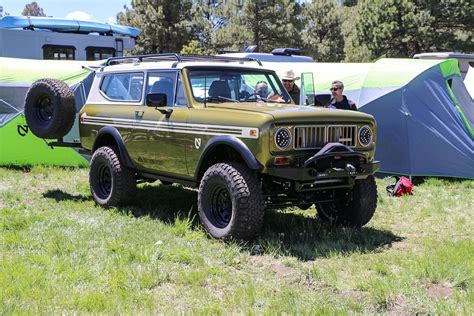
left=206, top=102, right=375, bottom=124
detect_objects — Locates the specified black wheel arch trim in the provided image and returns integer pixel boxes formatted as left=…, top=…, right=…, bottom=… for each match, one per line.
left=92, top=126, right=134, bottom=168
left=195, top=135, right=263, bottom=177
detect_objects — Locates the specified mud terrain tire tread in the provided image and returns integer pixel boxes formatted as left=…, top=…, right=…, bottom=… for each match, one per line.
left=198, top=163, right=264, bottom=240
left=89, top=146, right=136, bottom=208
left=317, top=175, right=377, bottom=227
left=24, top=78, right=76, bottom=139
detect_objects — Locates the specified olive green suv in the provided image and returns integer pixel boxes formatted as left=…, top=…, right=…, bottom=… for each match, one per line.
left=24, top=54, right=380, bottom=240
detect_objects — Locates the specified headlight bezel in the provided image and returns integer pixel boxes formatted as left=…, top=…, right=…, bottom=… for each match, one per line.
left=358, top=125, right=373, bottom=147
left=274, top=127, right=292, bottom=150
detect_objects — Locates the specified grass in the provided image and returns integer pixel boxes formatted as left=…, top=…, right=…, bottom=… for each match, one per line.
left=0, top=166, right=473, bottom=314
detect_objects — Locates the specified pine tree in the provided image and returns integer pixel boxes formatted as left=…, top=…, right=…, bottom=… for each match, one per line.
left=301, top=0, right=345, bottom=62
left=117, top=0, right=194, bottom=54
left=347, top=0, right=432, bottom=60
left=212, top=0, right=301, bottom=53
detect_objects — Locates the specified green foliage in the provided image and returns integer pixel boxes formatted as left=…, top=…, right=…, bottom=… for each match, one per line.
left=21, top=2, right=46, bottom=17
left=181, top=40, right=206, bottom=55
left=301, top=0, right=344, bottom=62
left=209, top=0, right=301, bottom=53
left=116, top=0, right=473, bottom=61
left=346, top=0, right=473, bottom=61
left=351, top=0, right=432, bottom=60
left=413, top=0, right=474, bottom=52
left=117, top=0, right=194, bottom=54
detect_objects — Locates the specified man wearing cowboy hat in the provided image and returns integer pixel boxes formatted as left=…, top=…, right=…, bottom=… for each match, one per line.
left=281, top=69, right=300, bottom=104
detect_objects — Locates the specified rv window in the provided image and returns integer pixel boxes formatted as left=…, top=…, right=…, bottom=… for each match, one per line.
left=43, top=45, right=75, bottom=60
left=86, top=47, right=115, bottom=61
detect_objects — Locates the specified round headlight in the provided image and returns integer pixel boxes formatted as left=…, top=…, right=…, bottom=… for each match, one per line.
left=275, top=127, right=291, bottom=150
left=358, top=125, right=373, bottom=147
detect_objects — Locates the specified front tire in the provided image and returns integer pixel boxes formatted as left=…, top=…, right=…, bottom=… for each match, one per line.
left=316, top=175, right=377, bottom=227
left=198, top=163, right=264, bottom=240
left=89, top=146, right=136, bottom=207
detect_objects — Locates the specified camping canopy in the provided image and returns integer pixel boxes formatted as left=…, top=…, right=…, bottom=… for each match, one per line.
left=265, top=58, right=474, bottom=179
left=0, top=57, right=98, bottom=166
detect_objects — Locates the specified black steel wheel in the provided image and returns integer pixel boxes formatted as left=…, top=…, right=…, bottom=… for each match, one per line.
left=198, top=163, right=264, bottom=240
left=24, top=78, right=76, bottom=139
left=89, top=146, right=136, bottom=207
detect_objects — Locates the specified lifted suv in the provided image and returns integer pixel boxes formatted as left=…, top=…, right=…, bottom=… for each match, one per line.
left=25, top=54, right=380, bottom=240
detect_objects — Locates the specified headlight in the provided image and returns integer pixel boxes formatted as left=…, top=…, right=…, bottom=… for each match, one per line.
left=274, top=127, right=291, bottom=150
left=358, top=125, right=373, bottom=147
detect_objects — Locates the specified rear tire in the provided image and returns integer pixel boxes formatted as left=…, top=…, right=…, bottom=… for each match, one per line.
left=198, top=163, right=264, bottom=240
left=24, top=78, right=76, bottom=139
left=89, top=146, right=136, bottom=207
left=316, top=175, right=377, bottom=227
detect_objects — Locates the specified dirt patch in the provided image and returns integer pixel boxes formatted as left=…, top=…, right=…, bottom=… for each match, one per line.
left=384, top=295, right=411, bottom=315
left=337, top=289, right=365, bottom=302
left=427, top=283, right=453, bottom=299
left=249, top=256, right=295, bottom=278
left=389, top=240, right=412, bottom=251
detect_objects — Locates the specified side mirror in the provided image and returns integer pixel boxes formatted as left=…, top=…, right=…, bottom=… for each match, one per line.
left=147, top=93, right=167, bottom=107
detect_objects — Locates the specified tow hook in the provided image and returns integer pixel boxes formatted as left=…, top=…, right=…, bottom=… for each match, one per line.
left=345, top=163, right=357, bottom=175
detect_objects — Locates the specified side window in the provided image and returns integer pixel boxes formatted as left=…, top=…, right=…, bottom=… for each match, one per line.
left=147, top=72, right=177, bottom=107
left=43, top=45, right=75, bottom=60
left=100, top=72, right=144, bottom=102
left=175, top=74, right=188, bottom=106
left=86, top=47, right=115, bottom=61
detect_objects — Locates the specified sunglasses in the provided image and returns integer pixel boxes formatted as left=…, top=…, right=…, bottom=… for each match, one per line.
left=282, top=79, right=294, bottom=83
left=330, top=87, right=341, bottom=91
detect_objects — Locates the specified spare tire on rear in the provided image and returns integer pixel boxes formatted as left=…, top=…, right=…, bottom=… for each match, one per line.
left=24, top=78, right=76, bottom=139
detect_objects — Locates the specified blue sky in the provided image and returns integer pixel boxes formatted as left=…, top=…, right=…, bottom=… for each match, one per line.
left=0, top=0, right=131, bottom=24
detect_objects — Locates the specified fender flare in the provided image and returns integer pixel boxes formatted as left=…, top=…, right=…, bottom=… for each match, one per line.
left=195, top=135, right=263, bottom=177
left=92, top=126, right=134, bottom=168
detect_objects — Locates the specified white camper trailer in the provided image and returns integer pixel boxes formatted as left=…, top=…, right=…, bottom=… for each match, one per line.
left=0, top=16, right=139, bottom=60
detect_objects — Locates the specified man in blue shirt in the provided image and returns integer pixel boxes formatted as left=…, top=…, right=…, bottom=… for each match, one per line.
left=327, top=80, right=357, bottom=111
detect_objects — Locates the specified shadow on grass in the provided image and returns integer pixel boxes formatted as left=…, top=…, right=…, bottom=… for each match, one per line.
left=123, top=183, right=198, bottom=222
left=250, top=209, right=404, bottom=261
left=43, top=189, right=89, bottom=202
left=0, top=165, right=32, bottom=172
left=44, top=184, right=402, bottom=261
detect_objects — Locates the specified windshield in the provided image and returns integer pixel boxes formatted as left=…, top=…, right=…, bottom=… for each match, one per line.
left=186, top=68, right=292, bottom=104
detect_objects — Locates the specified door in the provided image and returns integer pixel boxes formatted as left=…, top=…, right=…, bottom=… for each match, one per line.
left=129, top=70, right=189, bottom=177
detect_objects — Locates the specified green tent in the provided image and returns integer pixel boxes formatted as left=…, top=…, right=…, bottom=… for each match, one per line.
left=265, top=58, right=474, bottom=178
left=0, top=57, right=99, bottom=166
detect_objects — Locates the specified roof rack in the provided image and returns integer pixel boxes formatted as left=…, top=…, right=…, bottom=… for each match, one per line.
left=105, top=53, right=262, bottom=67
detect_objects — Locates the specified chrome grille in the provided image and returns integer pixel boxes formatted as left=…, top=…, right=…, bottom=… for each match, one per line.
left=294, top=125, right=356, bottom=149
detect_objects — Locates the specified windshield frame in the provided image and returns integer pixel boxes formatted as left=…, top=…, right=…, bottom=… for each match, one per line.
left=184, top=66, right=292, bottom=104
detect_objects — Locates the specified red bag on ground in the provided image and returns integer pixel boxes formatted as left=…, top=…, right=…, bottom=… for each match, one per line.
left=386, top=176, right=413, bottom=197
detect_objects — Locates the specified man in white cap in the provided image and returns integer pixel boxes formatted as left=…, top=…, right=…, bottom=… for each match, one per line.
left=281, top=69, right=300, bottom=104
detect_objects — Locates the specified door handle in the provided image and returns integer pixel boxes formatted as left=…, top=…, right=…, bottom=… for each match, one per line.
left=135, top=110, right=144, bottom=117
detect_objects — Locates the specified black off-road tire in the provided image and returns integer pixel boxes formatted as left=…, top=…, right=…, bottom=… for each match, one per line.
left=316, top=175, right=377, bottom=227
left=198, top=163, right=265, bottom=240
left=89, top=146, right=136, bottom=208
left=24, top=78, right=76, bottom=139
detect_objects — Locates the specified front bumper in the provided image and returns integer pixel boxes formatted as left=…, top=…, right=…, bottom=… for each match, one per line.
left=264, top=143, right=380, bottom=192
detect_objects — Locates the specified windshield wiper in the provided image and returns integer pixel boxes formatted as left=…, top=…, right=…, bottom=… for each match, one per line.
left=204, top=95, right=240, bottom=103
